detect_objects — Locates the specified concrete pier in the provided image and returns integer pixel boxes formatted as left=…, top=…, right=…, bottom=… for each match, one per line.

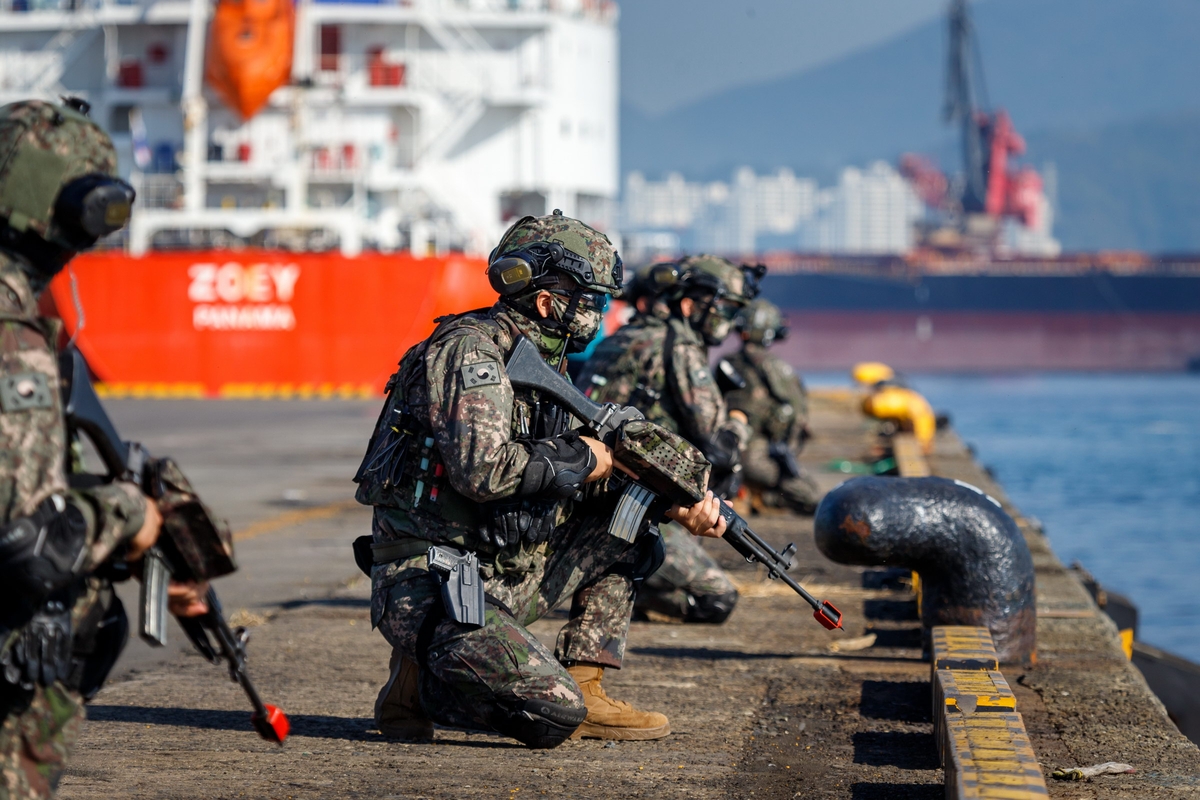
left=57, top=392, right=1199, bottom=799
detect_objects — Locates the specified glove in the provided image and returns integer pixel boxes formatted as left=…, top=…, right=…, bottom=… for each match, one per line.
left=1, top=599, right=73, bottom=689
left=482, top=499, right=559, bottom=549
left=704, top=428, right=741, bottom=472
left=518, top=432, right=596, bottom=499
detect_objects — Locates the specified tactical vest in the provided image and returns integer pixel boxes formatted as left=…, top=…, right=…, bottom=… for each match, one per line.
left=725, top=344, right=807, bottom=444
left=354, top=307, right=572, bottom=570
left=579, top=315, right=692, bottom=435
left=0, top=256, right=122, bottom=698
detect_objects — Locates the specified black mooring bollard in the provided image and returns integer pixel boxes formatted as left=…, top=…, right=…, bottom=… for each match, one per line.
left=814, top=476, right=1036, bottom=664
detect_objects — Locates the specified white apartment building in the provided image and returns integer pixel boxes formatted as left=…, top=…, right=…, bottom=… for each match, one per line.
left=622, top=162, right=922, bottom=258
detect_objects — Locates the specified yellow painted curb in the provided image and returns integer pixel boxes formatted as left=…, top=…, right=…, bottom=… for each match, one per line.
left=932, top=625, right=1049, bottom=799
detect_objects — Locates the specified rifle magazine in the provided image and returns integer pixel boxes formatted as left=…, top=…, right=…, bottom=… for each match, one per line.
left=138, top=547, right=170, bottom=647
left=608, top=482, right=656, bottom=543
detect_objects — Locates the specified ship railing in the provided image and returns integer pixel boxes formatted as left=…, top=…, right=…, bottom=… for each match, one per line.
left=306, top=0, right=614, bottom=22
left=321, top=51, right=546, bottom=102
left=0, top=0, right=124, bottom=11
left=131, top=173, right=184, bottom=211
left=0, top=0, right=615, bottom=19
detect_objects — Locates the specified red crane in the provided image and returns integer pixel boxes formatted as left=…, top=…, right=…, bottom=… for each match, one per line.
left=904, top=0, right=1044, bottom=233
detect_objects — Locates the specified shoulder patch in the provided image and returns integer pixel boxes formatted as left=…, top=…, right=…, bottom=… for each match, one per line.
left=0, top=372, right=53, bottom=412
left=460, top=360, right=503, bottom=390
left=691, top=366, right=714, bottom=386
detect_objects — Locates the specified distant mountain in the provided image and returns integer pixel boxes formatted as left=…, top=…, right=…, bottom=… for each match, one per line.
left=623, top=0, right=1200, bottom=178
left=1028, top=112, right=1200, bottom=252
left=621, top=0, right=1200, bottom=251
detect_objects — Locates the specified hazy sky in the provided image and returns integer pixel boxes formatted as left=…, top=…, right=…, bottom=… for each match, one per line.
left=620, top=0, right=950, bottom=116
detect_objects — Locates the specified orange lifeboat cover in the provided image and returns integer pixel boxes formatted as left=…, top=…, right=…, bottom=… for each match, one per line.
left=205, top=0, right=294, bottom=120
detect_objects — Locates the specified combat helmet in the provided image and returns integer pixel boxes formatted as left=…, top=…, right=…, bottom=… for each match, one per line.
left=488, top=209, right=623, bottom=351
left=624, top=260, right=679, bottom=317
left=737, top=299, right=788, bottom=345
left=673, top=255, right=767, bottom=346
left=0, top=99, right=135, bottom=276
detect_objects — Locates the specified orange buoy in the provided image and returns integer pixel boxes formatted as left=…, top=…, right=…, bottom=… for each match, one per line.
left=205, top=0, right=294, bottom=120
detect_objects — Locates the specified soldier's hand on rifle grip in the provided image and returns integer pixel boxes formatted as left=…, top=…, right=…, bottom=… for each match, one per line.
left=667, top=490, right=728, bottom=538
left=168, top=580, right=210, bottom=617
left=124, top=495, right=164, bottom=562
left=581, top=436, right=615, bottom=482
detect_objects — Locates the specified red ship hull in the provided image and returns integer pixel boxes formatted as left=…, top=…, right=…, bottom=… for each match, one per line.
left=50, top=250, right=495, bottom=397
left=773, top=311, right=1200, bottom=372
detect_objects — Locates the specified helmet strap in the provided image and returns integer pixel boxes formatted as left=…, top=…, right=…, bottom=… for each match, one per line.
left=501, top=286, right=584, bottom=368
left=549, top=288, right=585, bottom=370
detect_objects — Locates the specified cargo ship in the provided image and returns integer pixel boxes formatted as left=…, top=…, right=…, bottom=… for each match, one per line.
left=7, top=0, right=1200, bottom=393
left=754, top=0, right=1200, bottom=374
left=2, top=0, right=615, bottom=395
left=757, top=251, right=1200, bottom=373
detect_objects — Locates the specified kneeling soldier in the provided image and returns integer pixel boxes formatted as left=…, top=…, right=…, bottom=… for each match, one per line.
left=576, top=256, right=760, bottom=624
left=355, top=212, right=724, bottom=748
left=719, top=299, right=822, bottom=514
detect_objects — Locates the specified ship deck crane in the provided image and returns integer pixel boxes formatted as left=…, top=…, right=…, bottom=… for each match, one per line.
left=903, top=0, right=1048, bottom=247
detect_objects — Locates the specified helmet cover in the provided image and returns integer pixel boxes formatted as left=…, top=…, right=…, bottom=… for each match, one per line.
left=676, top=254, right=746, bottom=301
left=493, top=210, right=622, bottom=295
left=0, top=100, right=120, bottom=249
left=738, top=298, right=786, bottom=344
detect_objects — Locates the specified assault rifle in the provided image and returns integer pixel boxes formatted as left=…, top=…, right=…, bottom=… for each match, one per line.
left=59, top=347, right=290, bottom=744
left=505, top=338, right=842, bottom=631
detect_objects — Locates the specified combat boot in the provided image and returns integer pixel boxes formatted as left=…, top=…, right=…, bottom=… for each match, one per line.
left=375, top=648, right=434, bottom=740
left=566, top=664, right=670, bottom=741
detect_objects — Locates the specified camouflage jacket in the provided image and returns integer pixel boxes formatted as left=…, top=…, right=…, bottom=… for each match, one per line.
left=577, top=313, right=750, bottom=453
left=357, top=303, right=589, bottom=577
left=721, top=343, right=808, bottom=446
left=1, top=253, right=147, bottom=644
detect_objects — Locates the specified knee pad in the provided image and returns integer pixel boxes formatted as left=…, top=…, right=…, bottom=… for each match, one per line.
left=492, top=696, right=587, bottom=749
left=685, top=589, right=739, bottom=624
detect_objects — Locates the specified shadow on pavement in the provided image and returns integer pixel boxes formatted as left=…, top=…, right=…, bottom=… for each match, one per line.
left=850, top=782, right=941, bottom=799
left=630, top=646, right=924, bottom=663
left=277, top=597, right=371, bottom=610
left=858, top=680, right=932, bottom=723
left=85, top=705, right=525, bottom=748
left=863, top=598, right=919, bottom=621
left=851, top=731, right=939, bottom=769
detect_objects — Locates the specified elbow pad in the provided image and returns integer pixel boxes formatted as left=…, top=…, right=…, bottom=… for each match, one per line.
left=703, top=428, right=742, bottom=472
left=518, top=432, right=597, bottom=499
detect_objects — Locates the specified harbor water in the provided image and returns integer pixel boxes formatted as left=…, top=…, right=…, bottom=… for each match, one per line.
left=893, top=373, right=1200, bottom=661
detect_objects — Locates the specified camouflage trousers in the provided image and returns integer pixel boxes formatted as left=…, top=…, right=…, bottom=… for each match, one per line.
left=635, top=522, right=739, bottom=624
left=0, top=683, right=83, bottom=800
left=742, top=436, right=822, bottom=515
left=371, top=504, right=643, bottom=735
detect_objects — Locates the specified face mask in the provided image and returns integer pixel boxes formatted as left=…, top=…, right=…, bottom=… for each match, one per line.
left=697, top=296, right=742, bottom=346
left=701, top=313, right=734, bottom=346
left=550, top=293, right=604, bottom=345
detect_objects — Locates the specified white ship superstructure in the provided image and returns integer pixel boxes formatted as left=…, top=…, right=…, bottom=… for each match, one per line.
left=0, top=0, right=619, bottom=256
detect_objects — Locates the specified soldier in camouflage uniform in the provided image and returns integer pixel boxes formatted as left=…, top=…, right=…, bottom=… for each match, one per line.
left=719, top=299, right=822, bottom=515
left=0, top=99, right=206, bottom=799
left=357, top=212, right=726, bottom=748
left=576, top=255, right=762, bottom=624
